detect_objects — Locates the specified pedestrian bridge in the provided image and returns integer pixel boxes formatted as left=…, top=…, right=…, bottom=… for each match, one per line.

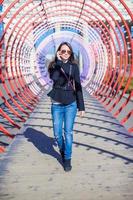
left=0, top=1, right=133, bottom=200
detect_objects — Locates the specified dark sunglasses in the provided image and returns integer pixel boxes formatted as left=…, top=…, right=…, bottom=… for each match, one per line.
left=60, top=50, right=71, bottom=55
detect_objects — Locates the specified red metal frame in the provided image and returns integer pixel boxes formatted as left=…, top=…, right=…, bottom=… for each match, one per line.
left=0, top=0, right=132, bottom=152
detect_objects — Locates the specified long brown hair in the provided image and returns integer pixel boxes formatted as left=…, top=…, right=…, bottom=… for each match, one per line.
left=48, top=42, right=75, bottom=71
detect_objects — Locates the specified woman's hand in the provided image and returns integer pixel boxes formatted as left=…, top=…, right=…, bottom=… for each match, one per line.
left=57, top=51, right=62, bottom=60
left=78, top=111, right=85, bottom=117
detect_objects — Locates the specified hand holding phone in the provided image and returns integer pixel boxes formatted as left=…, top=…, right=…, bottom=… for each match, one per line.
left=57, top=51, right=62, bottom=60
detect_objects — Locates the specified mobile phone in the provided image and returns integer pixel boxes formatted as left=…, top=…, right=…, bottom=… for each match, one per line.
left=57, top=51, right=62, bottom=60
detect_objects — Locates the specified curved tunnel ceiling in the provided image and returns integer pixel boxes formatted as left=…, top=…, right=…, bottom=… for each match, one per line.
left=0, top=0, right=133, bottom=140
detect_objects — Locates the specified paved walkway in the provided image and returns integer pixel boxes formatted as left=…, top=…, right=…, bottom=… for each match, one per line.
left=0, top=92, right=133, bottom=200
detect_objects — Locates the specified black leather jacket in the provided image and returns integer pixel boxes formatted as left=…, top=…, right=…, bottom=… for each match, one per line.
left=47, top=59, right=85, bottom=111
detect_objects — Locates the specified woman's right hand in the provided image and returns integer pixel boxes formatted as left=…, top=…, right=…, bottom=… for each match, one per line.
left=57, top=51, right=62, bottom=60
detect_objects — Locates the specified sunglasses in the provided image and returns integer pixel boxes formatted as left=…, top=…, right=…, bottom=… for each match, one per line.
left=60, top=50, right=71, bottom=55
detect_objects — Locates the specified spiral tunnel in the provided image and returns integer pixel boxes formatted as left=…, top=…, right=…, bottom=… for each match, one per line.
left=0, top=0, right=133, bottom=152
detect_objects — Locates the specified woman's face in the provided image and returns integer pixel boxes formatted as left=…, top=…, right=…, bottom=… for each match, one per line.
left=59, top=44, right=71, bottom=61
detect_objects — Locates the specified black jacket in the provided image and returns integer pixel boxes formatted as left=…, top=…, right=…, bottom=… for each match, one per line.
left=47, top=59, right=85, bottom=111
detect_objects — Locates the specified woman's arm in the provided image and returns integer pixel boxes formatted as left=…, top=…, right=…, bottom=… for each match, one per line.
left=48, top=60, right=63, bottom=81
left=74, top=64, right=85, bottom=112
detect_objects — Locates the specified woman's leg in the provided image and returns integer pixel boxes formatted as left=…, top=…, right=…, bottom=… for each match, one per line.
left=64, top=101, right=77, bottom=160
left=51, top=104, right=65, bottom=152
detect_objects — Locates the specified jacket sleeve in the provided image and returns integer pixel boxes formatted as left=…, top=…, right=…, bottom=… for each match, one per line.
left=49, top=60, right=63, bottom=81
left=74, top=64, right=85, bottom=111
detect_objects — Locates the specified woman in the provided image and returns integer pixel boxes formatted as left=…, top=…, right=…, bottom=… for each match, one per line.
left=47, top=42, right=85, bottom=172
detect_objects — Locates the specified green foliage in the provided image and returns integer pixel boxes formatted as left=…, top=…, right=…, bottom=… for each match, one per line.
left=120, top=77, right=133, bottom=94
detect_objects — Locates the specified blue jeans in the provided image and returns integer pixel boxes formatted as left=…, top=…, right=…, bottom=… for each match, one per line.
left=51, top=101, right=77, bottom=160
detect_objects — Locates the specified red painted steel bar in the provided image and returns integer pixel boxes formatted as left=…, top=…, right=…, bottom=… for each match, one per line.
left=106, top=1, right=132, bottom=99
left=1, top=1, right=39, bottom=105
left=0, top=146, right=5, bottom=153
left=0, top=107, right=20, bottom=129
left=35, top=0, right=124, bottom=101
left=0, top=0, right=39, bottom=144
left=1, top=0, right=110, bottom=97
left=0, top=124, right=15, bottom=138
left=0, top=89, right=26, bottom=122
left=9, top=0, right=112, bottom=89
left=92, top=1, right=127, bottom=98
left=7, top=1, right=133, bottom=122
left=4, top=0, right=133, bottom=128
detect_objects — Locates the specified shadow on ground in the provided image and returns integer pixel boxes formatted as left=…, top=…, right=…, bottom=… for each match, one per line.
left=23, top=127, right=63, bottom=167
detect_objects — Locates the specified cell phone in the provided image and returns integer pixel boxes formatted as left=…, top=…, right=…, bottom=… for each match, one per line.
left=57, top=51, right=62, bottom=60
